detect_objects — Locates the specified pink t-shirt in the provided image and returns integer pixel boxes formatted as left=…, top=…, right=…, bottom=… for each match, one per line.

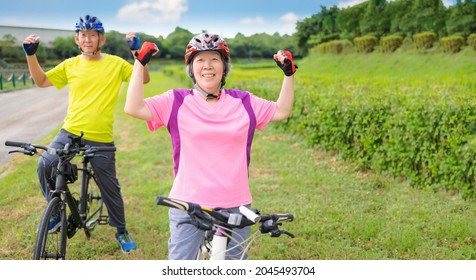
left=145, top=88, right=277, bottom=208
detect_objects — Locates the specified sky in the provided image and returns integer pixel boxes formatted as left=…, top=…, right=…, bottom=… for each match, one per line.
left=0, top=0, right=456, bottom=38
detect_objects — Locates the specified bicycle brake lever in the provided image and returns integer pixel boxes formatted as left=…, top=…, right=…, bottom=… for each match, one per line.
left=9, top=148, right=36, bottom=156
left=281, top=230, right=295, bottom=238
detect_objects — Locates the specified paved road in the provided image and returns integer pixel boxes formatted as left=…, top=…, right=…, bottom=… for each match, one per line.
left=0, top=86, right=68, bottom=165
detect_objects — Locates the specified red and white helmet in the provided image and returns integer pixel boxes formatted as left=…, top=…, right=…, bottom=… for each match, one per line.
left=184, top=33, right=230, bottom=64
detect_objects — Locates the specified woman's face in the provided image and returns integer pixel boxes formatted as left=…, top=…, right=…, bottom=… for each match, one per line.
left=192, top=51, right=224, bottom=93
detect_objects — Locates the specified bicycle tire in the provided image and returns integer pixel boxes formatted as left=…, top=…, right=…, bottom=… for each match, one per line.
left=33, top=196, right=67, bottom=260
left=83, top=173, right=105, bottom=236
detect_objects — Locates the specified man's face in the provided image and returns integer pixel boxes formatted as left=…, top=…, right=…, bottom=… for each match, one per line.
left=75, top=30, right=105, bottom=53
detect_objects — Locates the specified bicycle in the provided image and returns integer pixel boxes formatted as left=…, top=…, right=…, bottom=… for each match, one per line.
left=156, top=196, right=295, bottom=260
left=5, top=132, right=114, bottom=260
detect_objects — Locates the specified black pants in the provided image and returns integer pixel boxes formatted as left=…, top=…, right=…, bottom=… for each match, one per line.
left=37, top=129, right=126, bottom=230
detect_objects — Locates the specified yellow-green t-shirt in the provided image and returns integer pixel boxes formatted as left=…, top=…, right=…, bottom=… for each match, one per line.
left=46, top=54, right=132, bottom=142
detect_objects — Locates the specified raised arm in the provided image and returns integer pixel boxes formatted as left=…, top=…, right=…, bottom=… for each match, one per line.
left=271, top=50, right=297, bottom=122
left=23, top=35, right=52, bottom=88
left=124, top=42, right=159, bottom=120
left=126, top=32, right=151, bottom=84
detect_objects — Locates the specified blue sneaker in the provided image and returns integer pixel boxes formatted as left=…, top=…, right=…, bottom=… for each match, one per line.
left=36, top=216, right=60, bottom=233
left=116, top=231, right=136, bottom=253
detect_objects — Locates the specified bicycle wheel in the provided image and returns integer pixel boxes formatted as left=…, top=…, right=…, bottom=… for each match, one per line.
left=83, top=173, right=105, bottom=234
left=33, top=196, right=67, bottom=260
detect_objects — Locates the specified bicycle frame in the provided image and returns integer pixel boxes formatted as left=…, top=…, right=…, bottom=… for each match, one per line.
left=54, top=154, right=105, bottom=239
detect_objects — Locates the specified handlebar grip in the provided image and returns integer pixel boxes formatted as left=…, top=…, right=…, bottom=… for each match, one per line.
left=156, top=196, right=191, bottom=211
left=88, top=146, right=116, bottom=152
left=5, top=141, right=27, bottom=148
left=274, top=214, right=294, bottom=223
left=239, top=206, right=261, bottom=223
left=97, top=146, right=116, bottom=152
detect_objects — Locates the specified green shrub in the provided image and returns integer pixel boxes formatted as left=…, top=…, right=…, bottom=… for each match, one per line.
left=380, top=35, right=403, bottom=53
left=316, top=40, right=353, bottom=54
left=413, top=32, right=437, bottom=49
left=354, top=35, right=378, bottom=53
left=290, top=84, right=476, bottom=198
left=468, top=33, right=476, bottom=50
left=440, top=36, right=464, bottom=53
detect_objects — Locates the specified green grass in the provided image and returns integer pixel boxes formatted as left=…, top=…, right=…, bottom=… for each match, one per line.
left=302, top=48, right=476, bottom=85
left=1, top=59, right=476, bottom=259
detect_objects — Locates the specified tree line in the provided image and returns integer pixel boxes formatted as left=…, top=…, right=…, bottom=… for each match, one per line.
left=0, top=27, right=298, bottom=65
left=1, top=0, right=476, bottom=64
left=296, top=0, right=476, bottom=54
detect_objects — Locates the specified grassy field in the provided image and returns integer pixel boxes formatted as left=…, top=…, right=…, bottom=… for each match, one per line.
left=0, top=53, right=475, bottom=260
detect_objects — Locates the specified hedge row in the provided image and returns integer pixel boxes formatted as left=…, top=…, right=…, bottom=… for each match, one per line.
left=239, top=77, right=476, bottom=199
left=316, top=33, right=476, bottom=54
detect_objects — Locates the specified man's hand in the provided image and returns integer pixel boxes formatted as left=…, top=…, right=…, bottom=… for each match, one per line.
left=274, top=50, right=298, bottom=76
left=126, top=32, right=140, bottom=51
left=22, top=34, right=40, bottom=56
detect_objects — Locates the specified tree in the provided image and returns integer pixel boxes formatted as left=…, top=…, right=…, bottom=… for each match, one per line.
left=296, top=11, right=324, bottom=54
left=446, top=1, right=476, bottom=36
left=52, top=36, right=79, bottom=60
left=403, top=0, right=447, bottom=35
left=360, top=0, right=390, bottom=36
left=161, top=27, right=193, bottom=59
left=387, top=0, right=414, bottom=35
left=336, top=3, right=366, bottom=39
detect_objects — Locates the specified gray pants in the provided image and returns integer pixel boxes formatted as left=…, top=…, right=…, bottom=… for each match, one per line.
left=37, top=129, right=126, bottom=230
left=168, top=207, right=252, bottom=260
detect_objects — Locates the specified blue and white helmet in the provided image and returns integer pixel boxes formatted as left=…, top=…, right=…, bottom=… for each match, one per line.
left=75, top=15, right=104, bottom=34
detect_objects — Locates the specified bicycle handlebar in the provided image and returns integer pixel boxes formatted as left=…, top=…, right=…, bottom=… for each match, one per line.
left=156, top=196, right=294, bottom=238
left=5, top=131, right=116, bottom=158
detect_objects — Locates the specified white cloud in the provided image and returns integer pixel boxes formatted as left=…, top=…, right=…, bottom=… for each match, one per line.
left=240, top=16, right=265, bottom=26
left=116, top=0, right=188, bottom=23
left=280, top=12, right=301, bottom=35
left=336, top=0, right=366, bottom=9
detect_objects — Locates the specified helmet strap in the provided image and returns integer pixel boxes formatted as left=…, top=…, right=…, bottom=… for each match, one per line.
left=194, top=84, right=221, bottom=100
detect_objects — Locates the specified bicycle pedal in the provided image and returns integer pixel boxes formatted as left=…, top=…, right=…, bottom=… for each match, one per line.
left=98, top=215, right=109, bottom=225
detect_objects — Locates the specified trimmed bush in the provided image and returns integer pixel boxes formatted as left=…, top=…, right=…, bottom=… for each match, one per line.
left=440, top=36, right=464, bottom=53
left=380, top=35, right=403, bottom=53
left=354, top=35, right=378, bottom=53
left=316, top=40, right=353, bottom=54
left=468, top=33, right=476, bottom=50
left=413, top=32, right=437, bottom=49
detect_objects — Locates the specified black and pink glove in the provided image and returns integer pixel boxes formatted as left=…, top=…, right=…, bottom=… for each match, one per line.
left=135, top=42, right=158, bottom=66
left=274, top=50, right=298, bottom=76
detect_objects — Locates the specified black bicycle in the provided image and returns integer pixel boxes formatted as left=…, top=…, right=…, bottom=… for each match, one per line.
left=5, top=132, right=113, bottom=260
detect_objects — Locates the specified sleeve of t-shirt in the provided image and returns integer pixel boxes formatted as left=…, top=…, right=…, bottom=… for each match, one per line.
left=144, top=90, right=174, bottom=131
left=45, top=60, right=68, bottom=90
left=250, top=93, right=277, bottom=130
